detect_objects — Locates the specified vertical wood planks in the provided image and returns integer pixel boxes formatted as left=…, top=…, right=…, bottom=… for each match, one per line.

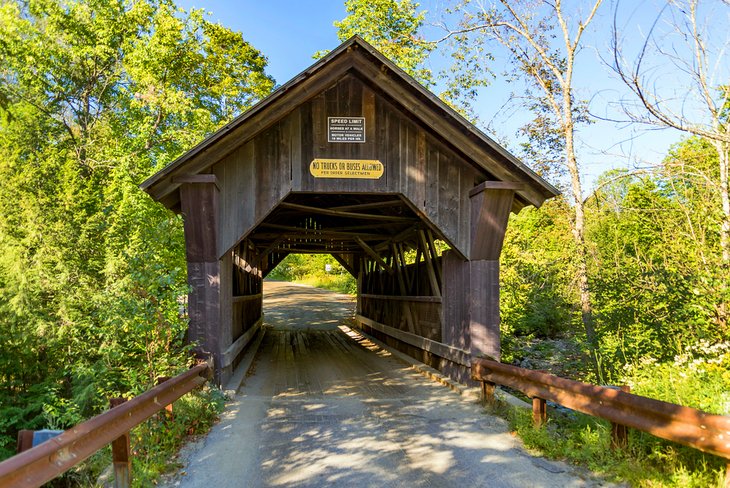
left=290, top=107, right=303, bottom=190
left=441, top=250, right=470, bottom=350
left=180, top=181, right=225, bottom=383
left=469, top=260, right=501, bottom=361
left=219, top=251, right=233, bottom=384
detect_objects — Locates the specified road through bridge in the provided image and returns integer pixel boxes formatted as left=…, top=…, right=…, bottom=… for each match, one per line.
left=162, top=281, right=596, bottom=488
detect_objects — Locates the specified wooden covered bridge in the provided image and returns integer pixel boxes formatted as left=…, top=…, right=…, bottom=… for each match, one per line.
left=141, top=36, right=558, bottom=386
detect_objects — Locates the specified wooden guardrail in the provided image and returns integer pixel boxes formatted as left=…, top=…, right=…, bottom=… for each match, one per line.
left=472, top=358, right=730, bottom=475
left=0, top=363, right=210, bottom=488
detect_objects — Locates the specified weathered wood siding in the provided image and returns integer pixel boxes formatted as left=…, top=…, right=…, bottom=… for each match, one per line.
left=212, top=73, right=480, bottom=259
left=441, top=250, right=471, bottom=351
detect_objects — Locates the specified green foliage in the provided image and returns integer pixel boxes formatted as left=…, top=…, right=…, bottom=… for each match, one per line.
left=500, top=198, right=577, bottom=342
left=500, top=403, right=726, bottom=487
left=269, top=254, right=356, bottom=295
left=621, top=340, right=730, bottom=414
left=326, top=0, right=433, bottom=86
left=584, top=139, right=729, bottom=379
left=129, top=388, right=225, bottom=487
left=0, top=0, right=273, bottom=464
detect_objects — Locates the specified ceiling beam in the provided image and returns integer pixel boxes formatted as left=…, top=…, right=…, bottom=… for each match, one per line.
left=278, top=202, right=417, bottom=222
left=328, top=199, right=405, bottom=211
left=250, top=228, right=390, bottom=240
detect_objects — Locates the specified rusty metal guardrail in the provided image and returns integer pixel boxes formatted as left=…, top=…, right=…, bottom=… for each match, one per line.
left=0, top=363, right=210, bottom=488
left=472, top=358, right=730, bottom=465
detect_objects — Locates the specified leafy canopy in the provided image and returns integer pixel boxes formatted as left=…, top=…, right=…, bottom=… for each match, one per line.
left=0, top=0, right=274, bottom=459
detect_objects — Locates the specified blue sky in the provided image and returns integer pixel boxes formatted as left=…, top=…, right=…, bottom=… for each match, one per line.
left=178, top=0, right=697, bottom=191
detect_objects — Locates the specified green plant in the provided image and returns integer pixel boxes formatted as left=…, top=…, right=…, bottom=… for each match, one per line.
left=129, top=387, right=225, bottom=487
left=493, top=400, right=726, bottom=487
left=268, top=254, right=357, bottom=295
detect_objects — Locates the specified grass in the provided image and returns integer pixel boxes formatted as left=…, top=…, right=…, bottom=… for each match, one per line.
left=127, top=386, right=226, bottom=487
left=45, top=386, right=226, bottom=487
left=290, top=273, right=356, bottom=295
left=490, top=400, right=727, bottom=487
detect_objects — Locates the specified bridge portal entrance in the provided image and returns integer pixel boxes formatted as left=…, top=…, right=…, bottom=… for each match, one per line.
left=141, top=36, right=558, bottom=385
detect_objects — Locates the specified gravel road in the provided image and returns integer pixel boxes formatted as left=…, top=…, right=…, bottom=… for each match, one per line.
left=161, top=281, right=604, bottom=488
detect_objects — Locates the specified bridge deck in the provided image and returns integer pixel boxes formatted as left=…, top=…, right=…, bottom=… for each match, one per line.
left=163, top=282, right=594, bottom=488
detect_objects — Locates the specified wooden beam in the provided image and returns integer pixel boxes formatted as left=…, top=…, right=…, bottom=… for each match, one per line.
left=469, top=181, right=525, bottom=197
left=426, top=229, right=442, bottom=283
left=355, top=314, right=471, bottom=367
left=232, top=293, right=263, bottom=303
left=354, top=236, right=393, bottom=274
left=262, top=252, right=289, bottom=279
left=470, top=188, right=515, bottom=260
left=331, top=253, right=356, bottom=276
left=269, top=248, right=360, bottom=254
left=410, top=246, right=421, bottom=295
left=259, top=222, right=409, bottom=234
left=221, top=317, right=263, bottom=367
left=256, top=235, right=287, bottom=266
left=392, top=243, right=416, bottom=333
left=334, top=222, right=412, bottom=232
left=278, top=202, right=417, bottom=222
left=372, top=223, right=419, bottom=253
left=359, top=293, right=441, bottom=303
left=418, top=230, right=441, bottom=297
left=251, top=230, right=388, bottom=240
left=172, top=174, right=220, bottom=191
left=329, top=199, right=405, bottom=211
left=396, top=243, right=412, bottom=292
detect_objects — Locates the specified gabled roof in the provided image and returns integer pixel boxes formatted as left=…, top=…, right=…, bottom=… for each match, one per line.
left=141, top=35, right=559, bottom=209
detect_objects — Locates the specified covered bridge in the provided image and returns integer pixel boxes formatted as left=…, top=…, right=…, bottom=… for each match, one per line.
left=141, top=36, right=558, bottom=385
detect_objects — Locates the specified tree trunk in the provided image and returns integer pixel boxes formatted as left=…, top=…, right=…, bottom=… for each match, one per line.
left=564, top=117, right=600, bottom=375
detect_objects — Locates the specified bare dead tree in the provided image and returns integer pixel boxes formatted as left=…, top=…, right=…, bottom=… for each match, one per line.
left=612, top=0, right=730, bottom=327
left=438, top=0, right=605, bottom=375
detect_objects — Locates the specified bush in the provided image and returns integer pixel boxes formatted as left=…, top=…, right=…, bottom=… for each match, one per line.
left=268, top=254, right=356, bottom=295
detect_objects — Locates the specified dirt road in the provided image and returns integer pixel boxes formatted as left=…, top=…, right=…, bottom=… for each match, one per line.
left=162, top=281, right=601, bottom=487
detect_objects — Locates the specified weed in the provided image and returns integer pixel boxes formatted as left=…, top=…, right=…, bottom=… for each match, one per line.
left=492, top=401, right=726, bottom=487
left=128, top=387, right=225, bottom=487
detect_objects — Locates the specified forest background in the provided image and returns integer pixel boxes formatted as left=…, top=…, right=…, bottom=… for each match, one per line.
left=0, top=0, right=728, bottom=486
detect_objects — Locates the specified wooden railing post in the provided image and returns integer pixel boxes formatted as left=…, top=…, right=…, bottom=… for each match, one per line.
left=156, top=376, right=173, bottom=416
left=610, top=385, right=630, bottom=449
left=16, top=430, right=34, bottom=454
left=532, top=397, right=547, bottom=428
left=481, top=381, right=496, bottom=406
left=109, top=398, right=131, bottom=488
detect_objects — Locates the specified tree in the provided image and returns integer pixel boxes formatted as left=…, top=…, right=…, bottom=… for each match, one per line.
left=612, top=0, right=730, bottom=328
left=585, top=139, right=729, bottom=380
left=0, top=0, right=273, bottom=457
left=329, top=0, right=433, bottom=85
left=440, top=0, right=605, bottom=374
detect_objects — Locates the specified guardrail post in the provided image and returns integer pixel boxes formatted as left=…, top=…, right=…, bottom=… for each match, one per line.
left=532, top=397, right=547, bottom=427
left=610, top=385, right=630, bottom=449
left=481, top=381, right=496, bottom=406
left=16, top=430, right=34, bottom=454
left=109, top=398, right=131, bottom=488
left=156, top=376, right=173, bottom=416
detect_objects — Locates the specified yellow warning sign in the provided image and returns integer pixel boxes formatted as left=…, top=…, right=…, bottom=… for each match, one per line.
left=310, top=159, right=384, bottom=179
